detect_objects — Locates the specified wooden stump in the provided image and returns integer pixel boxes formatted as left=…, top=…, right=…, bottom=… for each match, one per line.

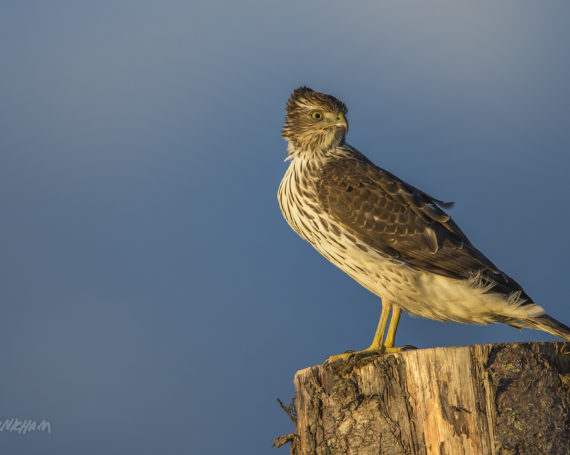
left=280, top=342, right=570, bottom=455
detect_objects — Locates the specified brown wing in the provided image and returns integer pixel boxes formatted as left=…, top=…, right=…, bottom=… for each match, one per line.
left=316, top=153, right=530, bottom=300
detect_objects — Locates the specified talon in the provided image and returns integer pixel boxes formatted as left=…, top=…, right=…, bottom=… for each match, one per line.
left=324, top=351, right=355, bottom=364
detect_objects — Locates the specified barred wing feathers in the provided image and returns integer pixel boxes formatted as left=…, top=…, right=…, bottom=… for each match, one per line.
left=316, top=155, right=531, bottom=302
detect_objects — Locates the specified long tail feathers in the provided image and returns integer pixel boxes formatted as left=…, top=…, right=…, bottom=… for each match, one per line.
left=523, top=314, right=570, bottom=342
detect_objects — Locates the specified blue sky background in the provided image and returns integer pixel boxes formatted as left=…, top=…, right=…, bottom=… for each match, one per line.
left=1, top=1, right=569, bottom=454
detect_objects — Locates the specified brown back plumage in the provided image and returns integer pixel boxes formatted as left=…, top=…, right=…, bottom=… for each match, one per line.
left=316, top=153, right=533, bottom=303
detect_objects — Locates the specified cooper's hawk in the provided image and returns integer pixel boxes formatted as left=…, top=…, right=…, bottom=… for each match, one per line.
left=278, top=87, right=570, bottom=362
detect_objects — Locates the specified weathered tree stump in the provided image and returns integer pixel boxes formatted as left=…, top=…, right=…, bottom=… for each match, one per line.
left=278, top=342, right=570, bottom=455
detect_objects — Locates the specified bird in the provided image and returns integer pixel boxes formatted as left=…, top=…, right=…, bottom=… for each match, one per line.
left=277, top=86, right=570, bottom=363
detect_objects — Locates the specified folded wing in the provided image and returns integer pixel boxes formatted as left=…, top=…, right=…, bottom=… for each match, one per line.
left=316, top=153, right=531, bottom=301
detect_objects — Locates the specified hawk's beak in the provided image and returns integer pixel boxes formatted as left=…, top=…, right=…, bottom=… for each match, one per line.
left=335, top=118, right=348, bottom=131
left=323, top=112, right=348, bottom=131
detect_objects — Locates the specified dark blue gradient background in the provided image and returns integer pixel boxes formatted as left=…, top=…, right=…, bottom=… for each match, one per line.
left=1, top=2, right=569, bottom=454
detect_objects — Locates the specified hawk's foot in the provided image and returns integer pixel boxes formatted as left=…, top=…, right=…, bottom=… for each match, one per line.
left=324, top=349, right=371, bottom=365
left=323, top=345, right=417, bottom=366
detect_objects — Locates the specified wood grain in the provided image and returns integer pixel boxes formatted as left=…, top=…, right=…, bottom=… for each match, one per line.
left=281, top=343, right=570, bottom=455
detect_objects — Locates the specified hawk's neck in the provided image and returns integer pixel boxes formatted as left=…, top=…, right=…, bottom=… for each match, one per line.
left=285, top=142, right=357, bottom=163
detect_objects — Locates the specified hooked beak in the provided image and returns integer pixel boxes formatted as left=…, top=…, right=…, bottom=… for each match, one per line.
left=322, top=112, right=348, bottom=131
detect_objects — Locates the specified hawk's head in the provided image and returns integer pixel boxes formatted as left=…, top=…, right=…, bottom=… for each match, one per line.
left=282, top=87, right=348, bottom=152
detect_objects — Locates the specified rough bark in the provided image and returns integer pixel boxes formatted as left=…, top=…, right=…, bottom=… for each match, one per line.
left=279, top=342, right=570, bottom=455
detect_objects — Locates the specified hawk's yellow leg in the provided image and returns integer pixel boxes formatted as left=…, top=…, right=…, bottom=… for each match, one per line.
left=325, top=300, right=415, bottom=365
left=368, top=300, right=392, bottom=350
left=384, top=305, right=401, bottom=348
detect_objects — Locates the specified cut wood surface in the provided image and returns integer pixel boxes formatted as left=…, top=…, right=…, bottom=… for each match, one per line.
left=281, top=342, right=569, bottom=455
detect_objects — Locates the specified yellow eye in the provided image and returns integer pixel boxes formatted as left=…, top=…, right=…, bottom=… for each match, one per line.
left=311, top=111, right=323, bottom=120
left=337, top=112, right=344, bottom=121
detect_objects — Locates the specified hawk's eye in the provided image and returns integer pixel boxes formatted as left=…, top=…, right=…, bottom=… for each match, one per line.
left=311, top=111, right=323, bottom=120
left=337, top=113, right=344, bottom=121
